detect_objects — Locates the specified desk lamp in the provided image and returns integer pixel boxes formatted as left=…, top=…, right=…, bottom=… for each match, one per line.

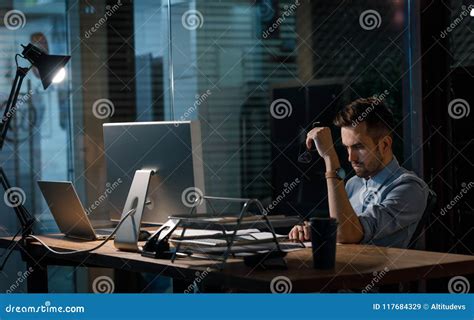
left=0, top=43, right=70, bottom=242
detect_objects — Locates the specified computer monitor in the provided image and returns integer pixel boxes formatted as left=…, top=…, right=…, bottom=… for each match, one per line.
left=103, top=121, right=205, bottom=225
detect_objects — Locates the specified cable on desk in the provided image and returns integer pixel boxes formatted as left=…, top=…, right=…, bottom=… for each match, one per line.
left=28, top=208, right=136, bottom=255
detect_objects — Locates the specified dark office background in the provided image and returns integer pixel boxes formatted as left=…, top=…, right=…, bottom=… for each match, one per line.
left=0, top=0, right=472, bottom=293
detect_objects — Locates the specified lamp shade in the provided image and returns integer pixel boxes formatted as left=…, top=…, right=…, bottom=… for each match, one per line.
left=21, top=43, right=71, bottom=90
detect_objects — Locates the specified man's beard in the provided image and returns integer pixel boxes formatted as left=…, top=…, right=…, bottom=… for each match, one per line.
left=352, top=151, right=384, bottom=179
left=352, top=162, right=370, bottom=178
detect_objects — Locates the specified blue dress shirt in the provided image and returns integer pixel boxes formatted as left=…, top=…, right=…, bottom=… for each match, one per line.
left=345, top=157, right=429, bottom=248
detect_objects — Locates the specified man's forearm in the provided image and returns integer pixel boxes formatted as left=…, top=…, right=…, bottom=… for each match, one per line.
left=324, top=153, right=364, bottom=243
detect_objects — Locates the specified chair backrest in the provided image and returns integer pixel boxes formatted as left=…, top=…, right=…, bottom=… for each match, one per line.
left=408, top=189, right=437, bottom=249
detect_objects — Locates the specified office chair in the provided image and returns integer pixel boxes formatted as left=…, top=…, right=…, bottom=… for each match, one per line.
left=379, top=189, right=438, bottom=293
left=408, top=189, right=437, bottom=250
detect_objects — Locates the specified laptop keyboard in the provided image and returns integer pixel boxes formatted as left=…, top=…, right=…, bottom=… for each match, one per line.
left=95, top=228, right=114, bottom=236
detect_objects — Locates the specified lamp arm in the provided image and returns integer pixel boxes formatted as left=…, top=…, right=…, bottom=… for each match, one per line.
left=0, top=166, right=34, bottom=237
left=0, top=166, right=34, bottom=271
left=0, top=63, right=34, bottom=237
left=0, top=66, right=30, bottom=151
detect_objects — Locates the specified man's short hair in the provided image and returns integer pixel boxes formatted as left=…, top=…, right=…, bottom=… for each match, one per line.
left=333, top=97, right=394, bottom=141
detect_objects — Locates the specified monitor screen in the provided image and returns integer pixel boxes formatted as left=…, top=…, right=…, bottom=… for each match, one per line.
left=103, top=121, right=205, bottom=224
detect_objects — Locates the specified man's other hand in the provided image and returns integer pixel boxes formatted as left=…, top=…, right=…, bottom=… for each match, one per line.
left=288, top=221, right=310, bottom=241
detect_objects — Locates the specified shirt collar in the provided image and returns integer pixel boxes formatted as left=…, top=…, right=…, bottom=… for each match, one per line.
left=369, top=156, right=400, bottom=185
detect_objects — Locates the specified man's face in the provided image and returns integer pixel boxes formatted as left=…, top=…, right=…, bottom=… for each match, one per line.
left=341, top=123, right=384, bottom=179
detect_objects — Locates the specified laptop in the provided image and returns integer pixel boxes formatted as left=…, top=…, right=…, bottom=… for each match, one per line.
left=37, top=181, right=114, bottom=241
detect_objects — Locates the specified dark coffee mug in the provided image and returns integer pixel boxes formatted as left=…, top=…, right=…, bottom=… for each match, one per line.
left=310, top=217, right=338, bottom=269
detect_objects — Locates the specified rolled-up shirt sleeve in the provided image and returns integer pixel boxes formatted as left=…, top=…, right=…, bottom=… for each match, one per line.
left=358, top=176, right=428, bottom=245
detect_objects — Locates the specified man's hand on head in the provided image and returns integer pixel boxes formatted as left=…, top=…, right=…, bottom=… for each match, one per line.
left=306, top=127, right=337, bottom=160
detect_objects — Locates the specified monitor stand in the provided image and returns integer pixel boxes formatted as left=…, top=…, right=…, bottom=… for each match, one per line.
left=114, top=169, right=155, bottom=252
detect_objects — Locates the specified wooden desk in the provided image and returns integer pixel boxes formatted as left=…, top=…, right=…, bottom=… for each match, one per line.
left=1, top=235, right=473, bottom=293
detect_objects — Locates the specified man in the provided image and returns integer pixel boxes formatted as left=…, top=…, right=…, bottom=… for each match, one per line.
left=288, top=97, right=428, bottom=248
